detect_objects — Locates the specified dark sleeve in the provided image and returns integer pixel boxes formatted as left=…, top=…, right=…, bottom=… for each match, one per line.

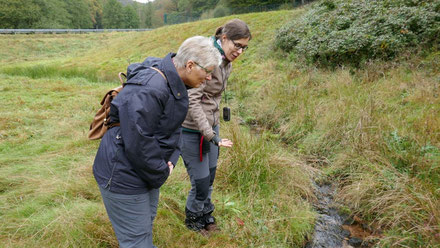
left=118, top=85, right=170, bottom=189
left=168, top=128, right=182, bottom=167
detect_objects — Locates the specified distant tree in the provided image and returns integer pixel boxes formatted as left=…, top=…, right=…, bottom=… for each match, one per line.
left=152, top=7, right=165, bottom=27
left=225, top=0, right=287, bottom=9
left=155, top=0, right=178, bottom=13
left=33, top=0, right=72, bottom=28
left=151, top=0, right=180, bottom=26
left=213, top=4, right=230, bottom=18
left=177, top=0, right=193, bottom=15
left=192, top=0, right=218, bottom=16
left=117, top=0, right=135, bottom=5
left=143, top=2, right=154, bottom=28
left=157, top=0, right=218, bottom=24
left=65, top=0, right=93, bottom=28
left=0, top=0, right=42, bottom=28
left=87, top=0, right=103, bottom=29
left=123, top=4, right=140, bottom=28
left=102, top=0, right=124, bottom=28
left=0, top=0, right=99, bottom=29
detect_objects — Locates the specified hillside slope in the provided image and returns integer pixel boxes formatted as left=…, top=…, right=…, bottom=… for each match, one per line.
left=1, top=5, right=439, bottom=247
left=1, top=10, right=317, bottom=248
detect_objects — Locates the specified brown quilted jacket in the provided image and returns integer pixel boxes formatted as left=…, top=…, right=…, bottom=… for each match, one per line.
left=182, top=59, right=232, bottom=141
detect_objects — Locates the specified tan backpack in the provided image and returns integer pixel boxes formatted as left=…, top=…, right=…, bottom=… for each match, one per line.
left=87, top=68, right=165, bottom=140
left=87, top=72, right=126, bottom=140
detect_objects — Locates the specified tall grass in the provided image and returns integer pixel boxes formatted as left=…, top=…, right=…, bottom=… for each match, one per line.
left=216, top=124, right=316, bottom=246
left=154, top=124, right=316, bottom=247
left=0, top=73, right=315, bottom=247
left=0, top=10, right=317, bottom=247
left=1, top=65, right=100, bottom=82
left=0, top=75, right=118, bottom=247
left=2, top=6, right=438, bottom=247
left=230, top=41, right=440, bottom=246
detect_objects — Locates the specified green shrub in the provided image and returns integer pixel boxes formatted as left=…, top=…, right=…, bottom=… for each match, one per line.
left=213, top=5, right=231, bottom=18
left=275, top=0, right=440, bottom=67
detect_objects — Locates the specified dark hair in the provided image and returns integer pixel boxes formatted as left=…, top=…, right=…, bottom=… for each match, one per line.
left=215, top=19, right=252, bottom=41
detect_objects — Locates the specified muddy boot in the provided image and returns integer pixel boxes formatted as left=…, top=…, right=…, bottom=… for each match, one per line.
left=185, top=208, right=209, bottom=236
left=203, top=214, right=219, bottom=232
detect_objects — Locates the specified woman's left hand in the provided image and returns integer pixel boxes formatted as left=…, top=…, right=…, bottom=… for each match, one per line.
left=219, top=138, right=233, bottom=148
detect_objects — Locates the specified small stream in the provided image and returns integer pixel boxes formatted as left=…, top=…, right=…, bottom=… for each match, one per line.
left=246, top=124, right=372, bottom=247
left=305, top=183, right=370, bottom=248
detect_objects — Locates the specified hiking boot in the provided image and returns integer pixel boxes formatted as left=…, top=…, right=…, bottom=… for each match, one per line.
left=185, top=218, right=210, bottom=236
left=184, top=216, right=205, bottom=231
left=185, top=208, right=209, bottom=235
left=205, top=223, right=219, bottom=232
left=203, top=214, right=220, bottom=232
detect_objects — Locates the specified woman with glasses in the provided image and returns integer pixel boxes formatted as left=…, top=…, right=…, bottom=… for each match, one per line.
left=180, top=19, right=251, bottom=234
left=93, top=36, right=221, bottom=248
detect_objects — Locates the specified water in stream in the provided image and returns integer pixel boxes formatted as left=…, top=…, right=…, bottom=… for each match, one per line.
left=305, top=183, right=370, bottom=248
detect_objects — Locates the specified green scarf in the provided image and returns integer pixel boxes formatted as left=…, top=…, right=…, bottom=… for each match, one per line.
left=213, top=36, right=226, bottom=60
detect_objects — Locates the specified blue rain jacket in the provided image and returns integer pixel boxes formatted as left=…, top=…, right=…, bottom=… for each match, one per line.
left=93, top=53, right=189, bottom=194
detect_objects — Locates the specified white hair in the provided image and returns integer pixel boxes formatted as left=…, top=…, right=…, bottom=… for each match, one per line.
left=174, top=36, right=221, bottom=69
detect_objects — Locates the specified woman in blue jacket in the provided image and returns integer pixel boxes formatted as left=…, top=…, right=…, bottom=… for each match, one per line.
left=93, top=36, right=221, bottom=248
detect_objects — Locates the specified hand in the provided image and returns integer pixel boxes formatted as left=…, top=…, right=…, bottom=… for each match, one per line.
left=218, top=138, right=233, bottom=148
left=167, top=161, right=174, bottom=175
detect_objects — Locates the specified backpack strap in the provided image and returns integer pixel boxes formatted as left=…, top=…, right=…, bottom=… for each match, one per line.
left=118, top=72, right=126, bottom=85
left=111, top=67, right=165, bottom=127
left=150, top=67, right=166, bottom=80
left=118, top=68, right=164, bottom=86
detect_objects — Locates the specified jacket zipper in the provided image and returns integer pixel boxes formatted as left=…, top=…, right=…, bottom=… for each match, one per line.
left=213, top=100, right=218, bottom=125
left=105, top=134, right=122, bottom=189
left=213, top=65, right=226, bottom=126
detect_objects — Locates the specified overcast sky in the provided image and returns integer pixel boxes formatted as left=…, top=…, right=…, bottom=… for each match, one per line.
left=133, top=0, right=151, bottom=3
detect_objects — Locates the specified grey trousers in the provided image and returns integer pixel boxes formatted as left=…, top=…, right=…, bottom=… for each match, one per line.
left=181, top=125, right=219, bottom=215
left=99, top=186, right=159, bottom=248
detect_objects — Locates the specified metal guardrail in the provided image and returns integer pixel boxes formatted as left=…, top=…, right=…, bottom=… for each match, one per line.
left=0, top=29, right=153, bottom=34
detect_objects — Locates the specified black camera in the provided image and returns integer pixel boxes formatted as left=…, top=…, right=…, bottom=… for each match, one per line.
left=223, top=107, right=230, bottom=122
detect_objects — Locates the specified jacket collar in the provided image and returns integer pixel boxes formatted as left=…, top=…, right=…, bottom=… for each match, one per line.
left=213, top=36, right=233, bottom=66
left=213, top=37, right=226, bottom=59
left=159, top=53, right=187, bottom=100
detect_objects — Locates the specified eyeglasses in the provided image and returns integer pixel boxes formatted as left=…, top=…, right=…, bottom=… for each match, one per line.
left=194, top=62, right=213, bottom=75
left=230, top=39, right=248, bottom=51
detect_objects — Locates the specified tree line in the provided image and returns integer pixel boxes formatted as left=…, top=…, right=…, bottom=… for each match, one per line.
left=0, top=0, right=148, bottom=29
left=0, top=0, right=307, bottom=29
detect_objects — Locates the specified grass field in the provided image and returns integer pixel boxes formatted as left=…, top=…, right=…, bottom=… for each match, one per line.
left=0, top=10, right=318, bottom=248
left=1, top=6, right=439, bottom=248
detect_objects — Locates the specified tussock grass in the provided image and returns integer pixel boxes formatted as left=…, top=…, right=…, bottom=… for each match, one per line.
left=231, top=36, right=440, bottom=246
left=2, top=6, right=438, bottom=247
left=154, top=123, right=316, bottom=247
left=1, top=65, right=100, bottom=82
left=0, top=9, right=317, bottom=248
left=0, top=74, right=118, bottom=247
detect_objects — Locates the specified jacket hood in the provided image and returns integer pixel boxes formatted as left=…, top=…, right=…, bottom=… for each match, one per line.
left=125, top=53, right=187, bottom=100
left=126, top=57, right=161, bottom=82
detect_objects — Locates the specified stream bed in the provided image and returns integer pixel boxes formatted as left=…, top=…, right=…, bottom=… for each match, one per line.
left=305, top=183, right=373, bottom=248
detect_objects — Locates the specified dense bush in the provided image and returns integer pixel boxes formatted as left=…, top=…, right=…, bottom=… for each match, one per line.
left=275, top=0, right=440, bottom=67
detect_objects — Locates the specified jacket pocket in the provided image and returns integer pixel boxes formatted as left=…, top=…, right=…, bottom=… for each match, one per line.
left=105, top=130, right=124, bottom=189
left=181, top=131, right=201, bottom=157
